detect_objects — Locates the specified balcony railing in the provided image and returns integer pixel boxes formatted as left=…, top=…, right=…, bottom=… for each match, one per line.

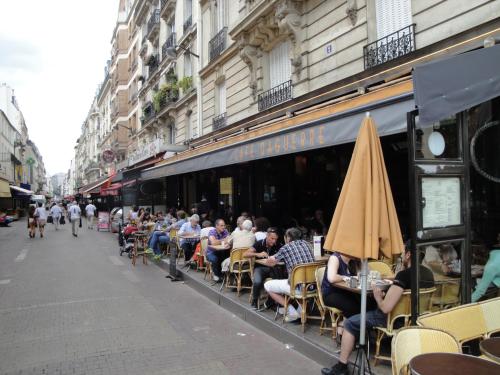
left=258, top=80, right=293, bottom=112
left=363, top=24, right=416, bottom=69
left=142, top=102, right=155, bottom=125
left=162, top=33, right=176, bottom=60
left=212, top=112, right=227, bottom=130
left=147, top=9, right=160, bottom=37
left=209, top=27, right=227, bottom=62
left=183, top=15, right=192, bottom=34
left=147, top=53, right=160, bottom=77
left=159, top=90, right=179, bottom=111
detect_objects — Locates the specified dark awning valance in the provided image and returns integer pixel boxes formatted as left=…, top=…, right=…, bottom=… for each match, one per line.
left=142, top=94, right=414, bottom=180
left=413, top=44, right=500, bottom=125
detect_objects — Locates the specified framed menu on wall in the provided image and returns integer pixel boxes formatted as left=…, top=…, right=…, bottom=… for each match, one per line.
left=421, top=176, right=461, bottom=228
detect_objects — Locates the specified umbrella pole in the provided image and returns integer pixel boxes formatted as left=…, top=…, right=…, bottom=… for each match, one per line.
left=358, top=259, right=370, bottom=374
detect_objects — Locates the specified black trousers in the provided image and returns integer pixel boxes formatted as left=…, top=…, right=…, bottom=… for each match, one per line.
left=323, top=287, right=377, bottom=318
left=181, top=241, right=198, bottom=261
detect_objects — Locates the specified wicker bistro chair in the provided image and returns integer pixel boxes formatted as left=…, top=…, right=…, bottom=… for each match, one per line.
left=479, top=296, right=500, bottom=338
left=224, top=248, right=253, bottom=296
left=417, top=302, right=488, bottom=347
left=131, top=231, right=149, bottom=266
left=374, top=287, right=436, bottom=365
left=283, top=262, right=323, bottom=333
left=368, top=261, right=395, bottom=278
left=315, top=266, right=343, bottom=338
left=391, top=326, right=461, bottom=375
left=196, top=236, right=208, bottom=272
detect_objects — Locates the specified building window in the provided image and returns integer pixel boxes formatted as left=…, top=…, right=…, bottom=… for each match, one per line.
left=269, top=40, right=291, bottom=89
left=216, top=81, right=226, bottom=116
left=184, top=53, right=192, bottom=77
left=169, top=124, right=176, bottom=144
left=363, top=0, right=415, bottom=69
left=375, top=0, right=412, bottom=39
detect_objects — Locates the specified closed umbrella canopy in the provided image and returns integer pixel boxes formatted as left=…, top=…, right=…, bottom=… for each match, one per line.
left=324, top=116, right=404, bottom=259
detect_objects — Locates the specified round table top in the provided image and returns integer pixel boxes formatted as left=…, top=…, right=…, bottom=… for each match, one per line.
left=409, top=352, right=500, bottom=375
left=480, top=338, right=500, bottom=363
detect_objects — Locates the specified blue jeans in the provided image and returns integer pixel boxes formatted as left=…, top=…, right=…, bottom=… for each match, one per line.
left=344, top=308, right=387, bottom=340
left=149, top=231, right=169, bottom=255
left=206, top=250, right=229, bottom=278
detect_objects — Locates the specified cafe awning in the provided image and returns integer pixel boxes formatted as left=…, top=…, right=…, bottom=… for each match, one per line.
left=142, top=86, right=415, bottom=181
left=79, top=176, right=110, bottom=194
left=100, top=179, right=136, bottom=196
left=413, top=44, right=500, bottom=125
left=0, top=180, right=11, bottom=198
left=10, top=185, right=34, bottom=195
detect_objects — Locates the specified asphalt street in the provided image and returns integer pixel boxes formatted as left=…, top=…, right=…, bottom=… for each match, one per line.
left=0, top=218, right=321, bottom=375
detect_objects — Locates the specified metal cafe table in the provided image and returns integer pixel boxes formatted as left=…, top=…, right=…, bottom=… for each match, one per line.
left=409, top=352, right=500, bottom=374
left=480, top=337, right=500, bottom=363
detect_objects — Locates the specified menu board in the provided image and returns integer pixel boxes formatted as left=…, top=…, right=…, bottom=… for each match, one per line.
left=422, top=177, right=461, bottom=228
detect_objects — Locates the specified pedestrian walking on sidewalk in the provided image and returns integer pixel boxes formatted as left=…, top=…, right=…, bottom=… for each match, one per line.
left=27, top=205, right=37, bottom=238
left=68, top=201, right=81, bottom=237
left=34, top=202, right=48, bottom=238
left=85, top=201, right=97, bottom=229
left=50, top=203, right=63, bottom=231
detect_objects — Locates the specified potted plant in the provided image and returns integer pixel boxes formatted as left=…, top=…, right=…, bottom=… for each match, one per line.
left=178, top=76, right=193, bottom=94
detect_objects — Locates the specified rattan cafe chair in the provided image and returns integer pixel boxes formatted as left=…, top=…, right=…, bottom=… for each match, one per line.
left=391, top=326, right=461, bottom=375
left=283, top=262, right=323, bottom=333
left=374, top=287, right=436, bottom=366
left=224, top=248, right=253, bottom=296
left=315, top=266, right=343, bottom=338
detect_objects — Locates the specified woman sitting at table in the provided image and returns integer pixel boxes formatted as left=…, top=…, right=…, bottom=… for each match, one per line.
left=322, top=252, right=361, bottom=333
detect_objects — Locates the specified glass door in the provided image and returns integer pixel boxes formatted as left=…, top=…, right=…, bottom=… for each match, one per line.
left=407, top=111, right=471, bottom=322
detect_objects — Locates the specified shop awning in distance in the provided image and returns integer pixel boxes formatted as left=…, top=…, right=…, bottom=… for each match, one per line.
left=142, top=81, right=415, bottom=181
left=10, top=185, right=34, bottom=195
left=413, top=44, right=500, bottom=125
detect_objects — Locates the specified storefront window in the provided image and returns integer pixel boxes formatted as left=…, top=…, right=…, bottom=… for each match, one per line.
left=468, top=96, right=500, bottom=303
left=418, top=240, right=463, bottom=311
left=414, top=116, right=461, bottom=160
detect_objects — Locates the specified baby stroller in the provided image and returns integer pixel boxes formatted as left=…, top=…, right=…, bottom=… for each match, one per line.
left=118, top=222, right=138, bottom=258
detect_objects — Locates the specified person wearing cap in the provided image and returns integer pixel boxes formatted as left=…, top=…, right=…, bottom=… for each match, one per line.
left=178, top=214, right=201, bottom=263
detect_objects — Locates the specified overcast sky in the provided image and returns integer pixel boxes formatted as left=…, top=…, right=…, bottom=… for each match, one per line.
left=0, top=0, right=118, bottom=176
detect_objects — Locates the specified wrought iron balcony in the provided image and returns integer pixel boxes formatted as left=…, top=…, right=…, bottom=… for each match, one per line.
left=142, top=102, right=155, bottom=125
left=147, top=53, right=160, bottom=77
left=258, top=80, right=293, bottom=112
left=212, top=112, right=227, bottom=130
left=209, top=27, right=227, bottom=62
left=183, top=15, right=192, bottom=34
left=162, top=33, right=176, bottom=60
left=159, top=90, right=179, bottom=111
left=147, top=9, right=160, bottom=38
left=363, top=24, right=416, bottom=69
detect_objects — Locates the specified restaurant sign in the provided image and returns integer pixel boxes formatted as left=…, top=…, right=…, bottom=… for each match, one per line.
left=128, top=139, right=164, bottom=166
left=142, top=96, right=415, bottom=180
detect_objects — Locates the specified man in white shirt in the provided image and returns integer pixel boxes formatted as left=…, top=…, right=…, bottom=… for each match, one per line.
left=50, top=203, right=63, bottom=231
left=34, top=203, right=48, bottom=238
left=85, top=201, right=97, bottom=229
left=68, top=201, right=81, bottom=237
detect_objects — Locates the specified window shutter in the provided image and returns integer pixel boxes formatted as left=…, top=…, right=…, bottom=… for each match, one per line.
left=217, top=0, right=225, bottom=30
left=218, top=81, right=226, bottom=114
left=269, top=41, right=291, bottom=88
left=184, top=53, right=192, bottom=77
left=375, top=0, right=412, bottom=38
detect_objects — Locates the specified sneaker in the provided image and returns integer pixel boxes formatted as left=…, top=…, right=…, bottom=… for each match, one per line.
left=153, top=255, right=162, bottom=261
left=284, top=314, right=300, bottom=323
left=144, top=248, right=154, bottom=254
left=321, top=362, right=348, bottom=375
left=213, top=275, right=220, bottom=282
left=278, top=307, right=285, bottom=315
left=251, top=300, right=258, bottom=310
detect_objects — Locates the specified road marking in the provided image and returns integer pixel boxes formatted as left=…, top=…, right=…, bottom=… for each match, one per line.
left=109, top=255, right=125, bottom=266
left=0, top=279, right=11, bottom=285
left=121, top=270, right=140, bottom=283
left=15, top=249, right=29, bottom=262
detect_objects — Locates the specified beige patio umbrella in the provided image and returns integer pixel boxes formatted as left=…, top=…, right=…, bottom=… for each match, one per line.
left=324, top=114, right=404, bottom=373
